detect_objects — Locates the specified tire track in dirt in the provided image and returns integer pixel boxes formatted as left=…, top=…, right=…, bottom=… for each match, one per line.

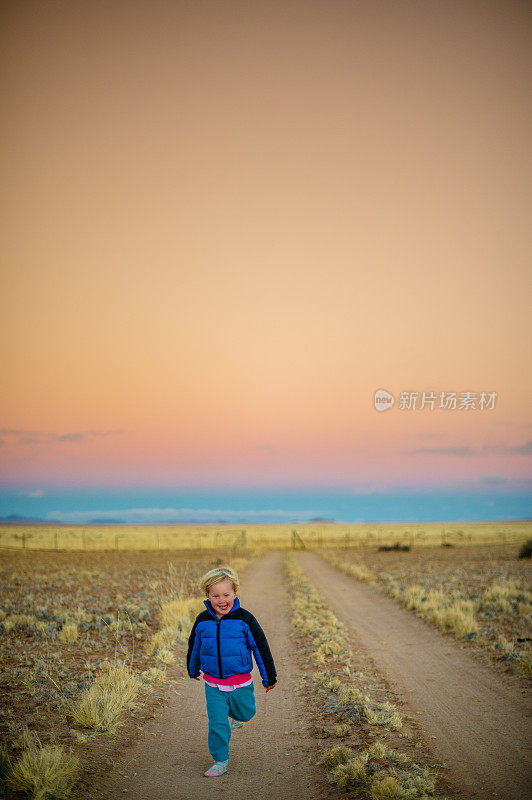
left=297, top=550, right=532, bottom=800
left=96, top=551, right=326, bottom=800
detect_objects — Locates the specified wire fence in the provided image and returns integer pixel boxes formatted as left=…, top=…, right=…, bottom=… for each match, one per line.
left=0, top=522, right=529, bottom=552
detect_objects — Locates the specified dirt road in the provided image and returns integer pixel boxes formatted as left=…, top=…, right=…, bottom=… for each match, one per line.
left=297, top=550, right=532, bottom=800
left=96, top=552, right=325, bottom=800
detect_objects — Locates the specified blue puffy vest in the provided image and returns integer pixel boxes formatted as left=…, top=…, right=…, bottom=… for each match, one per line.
left=186, top=597, right=277, bottom=688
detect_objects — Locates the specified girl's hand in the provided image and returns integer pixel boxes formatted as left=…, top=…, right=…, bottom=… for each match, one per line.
left=265, top=684, right=276, bottom=692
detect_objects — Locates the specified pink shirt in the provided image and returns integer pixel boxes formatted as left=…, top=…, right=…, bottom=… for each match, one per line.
left=203, top=672, right=252, bottom=692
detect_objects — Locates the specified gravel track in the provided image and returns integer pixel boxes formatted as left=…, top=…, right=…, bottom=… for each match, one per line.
left=297, top=550, right=532, bottom=800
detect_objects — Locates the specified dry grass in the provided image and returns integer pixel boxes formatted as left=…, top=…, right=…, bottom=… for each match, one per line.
left=517, top=649, right=532, bottom=676
left=320, top=741, right=443, bottom=799
left=483, top=579, right=532, bottom=616
left=7, top=730, right=79, bottom=800
left=3, top=612, right=38, bottom=632
left=140, top=666, right=168, bottom=684
left=147, top=596, right=204, bottom=658
left=154, top=647, right=176, bottom=666
left=393, top=586, right=479, bottom=639
left=70, top=661, right=140, bottom=733
left=323, top=555, right=376, bottom=583
left=59, top=622, right=79, bottom=643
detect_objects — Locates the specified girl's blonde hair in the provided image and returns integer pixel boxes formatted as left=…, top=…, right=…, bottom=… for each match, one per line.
left=200, top=566, right=240, bottom=596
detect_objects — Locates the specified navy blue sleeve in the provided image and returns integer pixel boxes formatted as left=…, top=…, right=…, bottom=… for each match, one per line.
left=243, top=612, right=277, bottom=687
left=186, top=615, right=202, bottom=677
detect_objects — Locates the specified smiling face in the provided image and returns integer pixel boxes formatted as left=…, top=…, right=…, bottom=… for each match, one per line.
left=207, top=578, right=237, bottom=618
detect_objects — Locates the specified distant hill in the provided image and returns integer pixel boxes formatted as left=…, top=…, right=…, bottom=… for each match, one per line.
left=0, top=514, right=338, bottom=525
left=0, top=514, right=60, bottom=524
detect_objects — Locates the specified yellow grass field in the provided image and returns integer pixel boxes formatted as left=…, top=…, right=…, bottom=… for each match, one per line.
left=0, top=520, right=530, bottom=552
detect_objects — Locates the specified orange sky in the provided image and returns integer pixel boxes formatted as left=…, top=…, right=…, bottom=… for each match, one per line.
left=1, top=0, right=531, bottom=488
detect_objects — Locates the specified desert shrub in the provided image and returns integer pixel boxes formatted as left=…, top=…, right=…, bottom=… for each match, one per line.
left=312, top=671, right=343, bottom=695
left=146, top=627, right=175, bottom=656
left=517, top=650, right=532, bottom=676
left=365, top=741, right=410, bottom=766
left=518, top=540, right=532, bottom=559
left=329, top=757, right=369, bottom=791
left=404, top=584, right=426, bottom=610
left=146, top=596, right=203, bottom=657
left=71, top=607, right=92, bottom=624
left=70, top=661, right=139, bottom=733
left=345, top=562, right=375, bottom=581
left=370, top=774, right=402, bottom=799
left=140, top=666, right=167, bottom=684
left=311, top=639, right=345, bottom=666
left=321, top=553, right=375, bottom=582
left=8, top=733, right=79, bottom=800
left=154, top=647, right=175, bottom=666
left=378, top=543, right=410, bottom=552
left=3, top=613, right=37, bottom=632
left=363, top=701, right=403, bottom=729
left=390, top=583, right=479, bottom=638
left=59, top=622, right=79, bottom=643
left=321, top=741, right=439, bottom=798
left=318, top=745, right=353, bottom=767
left=496, top=635, right=515, bottom=656
left=159, top=597, right=203, bottom=642
left=482, top=579, right=532, bottom=618
left=432, top=601, right=479, bottom=638
left=332, top=723, right=352, bottom=737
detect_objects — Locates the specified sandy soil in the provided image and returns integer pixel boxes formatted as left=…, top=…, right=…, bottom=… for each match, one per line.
left=95, top=551, right=326, bottom=800
left=297, top=550, right=532, bottom=800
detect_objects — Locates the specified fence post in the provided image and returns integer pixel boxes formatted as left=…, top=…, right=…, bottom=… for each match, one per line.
left=291, top=529, right=306, bottom=550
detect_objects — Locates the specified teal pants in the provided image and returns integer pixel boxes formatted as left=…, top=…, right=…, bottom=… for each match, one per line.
left=204, top=681, right=256, bottom=762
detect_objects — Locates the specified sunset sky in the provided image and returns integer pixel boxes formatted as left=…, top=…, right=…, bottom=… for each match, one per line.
left=1, top=1, right=531, bottom=520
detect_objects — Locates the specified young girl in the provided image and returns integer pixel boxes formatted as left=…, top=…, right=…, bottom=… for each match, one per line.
left=187, top=565, right=277, bottom=777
